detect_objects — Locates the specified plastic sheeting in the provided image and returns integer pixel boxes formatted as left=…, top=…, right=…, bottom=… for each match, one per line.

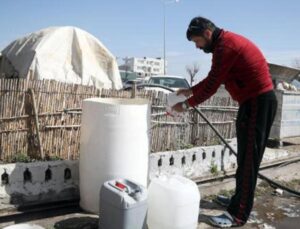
left=0, top=26, right=122, bottom=89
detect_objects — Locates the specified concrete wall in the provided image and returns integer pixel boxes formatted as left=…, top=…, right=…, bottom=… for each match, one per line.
left=149, top=139, right=237, bottom=180
left=149, top=138, right=293, bottom=181
left=0, top=160, right=78, bottom=206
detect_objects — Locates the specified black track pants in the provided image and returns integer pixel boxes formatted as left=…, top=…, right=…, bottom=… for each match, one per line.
left=227, top=90, right=277, bottom=225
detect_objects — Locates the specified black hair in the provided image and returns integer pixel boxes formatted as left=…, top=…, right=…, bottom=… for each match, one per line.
left=186, top=17, right=217, bottom=41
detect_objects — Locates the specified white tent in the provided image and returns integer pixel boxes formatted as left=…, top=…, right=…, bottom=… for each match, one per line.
left=0, top=26, right=122, bottom=89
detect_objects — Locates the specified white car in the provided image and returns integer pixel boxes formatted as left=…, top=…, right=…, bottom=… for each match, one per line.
left=146, top=75, right=190, bottom=93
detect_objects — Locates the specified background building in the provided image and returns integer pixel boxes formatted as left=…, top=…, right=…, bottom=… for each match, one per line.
left=119, top=57, right=166, bottom=78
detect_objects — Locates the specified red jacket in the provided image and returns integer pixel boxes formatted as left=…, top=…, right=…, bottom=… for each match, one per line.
left=188, top=30, right=273, bottom=106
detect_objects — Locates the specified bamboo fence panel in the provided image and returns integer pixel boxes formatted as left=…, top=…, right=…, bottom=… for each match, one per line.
left=0, top=79, right=238, bottom=161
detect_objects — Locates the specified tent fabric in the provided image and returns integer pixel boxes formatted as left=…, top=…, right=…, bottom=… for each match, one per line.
left=0, top=26, right=122, bottom=89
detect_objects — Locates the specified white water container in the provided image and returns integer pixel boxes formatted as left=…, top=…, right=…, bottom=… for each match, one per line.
left=79, top=98, right=150, bottom=213
left=147, top=175, right=200, bottom=229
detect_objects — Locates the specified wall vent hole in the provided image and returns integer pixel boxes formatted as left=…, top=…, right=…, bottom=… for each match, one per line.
left=169, top=156, right=174, bottom=166
left=45, top=168, right=52, bottom=182
left=1, top=170, right=9, bottom=185
left=24, top=168, right=32, bottom=183
left=181, top=156, right=186, bottom=165
left=192, top=154, right=196, bottom=162
left=158, top=157, right=162, bottom=167
left=64, top=168, right=72, bottom=181
left=221, top=149, right=225, bottom=156
left=212, top=150, right=216, bottom=158
left=202, top=152, right=206, bottom=160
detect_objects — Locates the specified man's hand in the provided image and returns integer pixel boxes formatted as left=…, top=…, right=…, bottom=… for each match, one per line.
left=172, top=102, right=185, bottom=113
left=176, top=88, right=193, bottom=97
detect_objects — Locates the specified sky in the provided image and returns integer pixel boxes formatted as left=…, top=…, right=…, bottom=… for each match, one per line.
left=1, top=0, right=300, bottom=82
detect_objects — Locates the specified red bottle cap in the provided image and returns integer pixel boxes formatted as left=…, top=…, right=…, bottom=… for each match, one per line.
left=115, top=181, right=126, bottom=190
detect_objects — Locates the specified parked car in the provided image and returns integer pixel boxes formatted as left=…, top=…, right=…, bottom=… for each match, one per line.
left=146, top=75, right=190, bottom=93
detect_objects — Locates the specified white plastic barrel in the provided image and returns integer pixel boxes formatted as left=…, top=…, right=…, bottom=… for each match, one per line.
left=147, top=175, right=200, bottom=229
left=79, top=98, right=150, bottom=213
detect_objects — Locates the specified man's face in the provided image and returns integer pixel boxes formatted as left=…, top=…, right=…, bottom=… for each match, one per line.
left=191, top=30, right=213, bottom=53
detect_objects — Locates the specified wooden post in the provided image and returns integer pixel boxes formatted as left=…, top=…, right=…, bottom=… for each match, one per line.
left=131, top=82, right=136, bottom=98
left=26, top=88, right=44, bottom=159
left=191, top=109, right=198, bottom=145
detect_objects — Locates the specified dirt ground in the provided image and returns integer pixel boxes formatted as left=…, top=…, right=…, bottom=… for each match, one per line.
left=0, top=142, right=300, bottom=229
left=198, top=178, right=300, bottom=228
left=0, top=176, right=299, bottom=229
left=198, top=141, right=300, bottom=229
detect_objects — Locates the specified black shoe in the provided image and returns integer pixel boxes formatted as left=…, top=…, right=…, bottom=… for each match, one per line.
left=214, top=195, right=231, bottom=207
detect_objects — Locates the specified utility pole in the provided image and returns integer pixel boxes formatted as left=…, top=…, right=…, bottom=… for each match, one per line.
left=161, top=0, right=179, bottom=75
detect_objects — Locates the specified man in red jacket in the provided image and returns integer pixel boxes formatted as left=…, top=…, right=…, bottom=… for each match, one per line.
left=172, top=17, right=277, bottom=227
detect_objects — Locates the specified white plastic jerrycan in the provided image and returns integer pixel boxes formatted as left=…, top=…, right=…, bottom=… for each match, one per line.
left=147, top=175, right=200, bottom=229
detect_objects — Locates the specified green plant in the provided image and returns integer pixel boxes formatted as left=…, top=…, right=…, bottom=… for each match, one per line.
left=180, top=143, right=194, bottom=150
left=210, top=161, right=219, bottom=176
left=47, top=155, right=62, bottom=161
left=11, top=153, right=31, bottom=163
left=178, top=140, right=194, bottom=150
left=210, top=138, right=223, bottom=146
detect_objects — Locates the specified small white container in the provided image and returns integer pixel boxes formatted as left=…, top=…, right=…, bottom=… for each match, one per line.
left=147, top=175, right=200, bottom=229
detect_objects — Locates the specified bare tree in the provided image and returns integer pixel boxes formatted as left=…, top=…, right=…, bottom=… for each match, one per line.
left=186, top=63, right=200, bottom=86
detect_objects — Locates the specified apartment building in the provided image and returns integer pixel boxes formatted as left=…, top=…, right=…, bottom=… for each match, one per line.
left=119, top=57, right=166, bottom=77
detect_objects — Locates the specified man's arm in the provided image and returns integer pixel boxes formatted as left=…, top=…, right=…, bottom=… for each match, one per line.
left=187, top=45, right=240, bottom=107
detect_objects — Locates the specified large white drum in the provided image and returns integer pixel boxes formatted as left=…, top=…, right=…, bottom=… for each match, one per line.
left=79, top=98, right=150, bottom=213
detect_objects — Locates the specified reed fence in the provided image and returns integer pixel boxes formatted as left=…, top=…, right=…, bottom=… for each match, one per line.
left=0, top=79, right=238, bottom=161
